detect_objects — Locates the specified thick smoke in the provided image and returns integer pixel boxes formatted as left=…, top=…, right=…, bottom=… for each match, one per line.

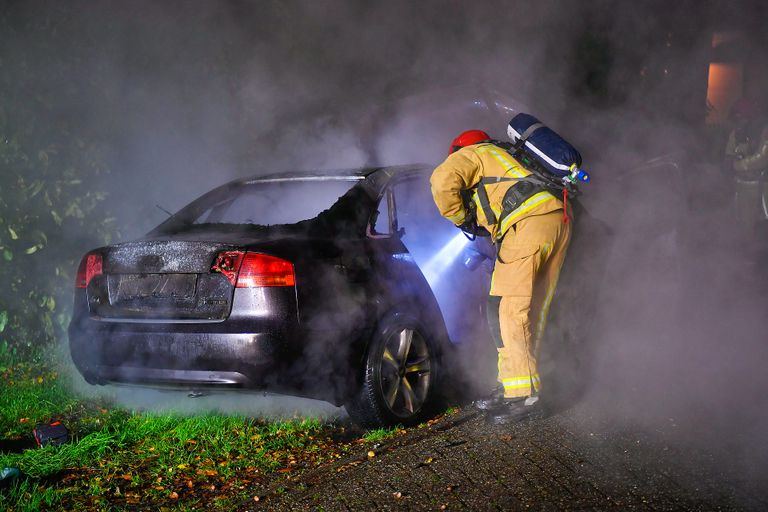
left=4, top=0, right=768, bottom=488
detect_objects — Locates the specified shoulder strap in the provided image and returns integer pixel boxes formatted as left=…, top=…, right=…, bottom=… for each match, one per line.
left=519, top=122, right=544, bottom=142
left=474, top=175, right=542, bottom=226
left=493, top=139, right=577, bottom=195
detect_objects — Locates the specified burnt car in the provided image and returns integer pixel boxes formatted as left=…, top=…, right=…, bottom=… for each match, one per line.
left=69, top=165, right=494, bottom=427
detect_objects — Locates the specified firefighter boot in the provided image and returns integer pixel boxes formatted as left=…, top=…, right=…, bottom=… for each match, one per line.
left=485, top=395, right=540, bottom=425
left=474, top=385, right=505, bottom=411
left=475, top=386, right=529, bottom=411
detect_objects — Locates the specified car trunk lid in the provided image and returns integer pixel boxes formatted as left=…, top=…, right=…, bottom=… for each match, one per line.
left=90, top=240, right=237, bottom=321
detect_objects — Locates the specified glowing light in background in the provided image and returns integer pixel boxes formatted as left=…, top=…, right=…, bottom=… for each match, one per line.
left=419, top=232, right=470, bottom=287
left=706, top=31, right=745, bottom=125
left=706, top=62, right=743, bottom=125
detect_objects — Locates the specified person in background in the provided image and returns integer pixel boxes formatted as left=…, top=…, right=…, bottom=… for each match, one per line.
left=726, top=95, right=768, bottom=235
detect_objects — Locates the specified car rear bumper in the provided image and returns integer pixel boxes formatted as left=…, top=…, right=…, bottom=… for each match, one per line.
left=68, top=326, right=289, bottom=389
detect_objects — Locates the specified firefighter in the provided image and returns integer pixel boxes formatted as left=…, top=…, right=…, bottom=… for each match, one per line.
left=430, top=129, right=572, bottom=424
left=729, top=100, right=768, bottom=233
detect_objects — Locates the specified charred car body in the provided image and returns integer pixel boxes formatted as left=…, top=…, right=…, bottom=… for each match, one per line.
left=69, top=165, right=493, bottom=427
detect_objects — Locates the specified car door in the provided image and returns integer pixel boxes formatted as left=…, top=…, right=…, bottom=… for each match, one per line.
left=390, top=175, right=492, bottom=346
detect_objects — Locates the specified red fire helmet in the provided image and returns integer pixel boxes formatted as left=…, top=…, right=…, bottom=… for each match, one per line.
left=449, top=130, right=490, bottom=155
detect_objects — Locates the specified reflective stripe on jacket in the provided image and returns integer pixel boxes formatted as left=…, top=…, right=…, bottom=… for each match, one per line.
left=430, top=143, right=563, bottom=240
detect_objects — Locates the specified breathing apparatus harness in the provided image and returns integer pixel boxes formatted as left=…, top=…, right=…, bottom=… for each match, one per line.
left=458, top=138, right=586, bottom=261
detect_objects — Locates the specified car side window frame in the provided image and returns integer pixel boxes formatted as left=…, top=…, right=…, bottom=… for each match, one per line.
left=392, top=175, right=444, bottom=240
left=367, top=186, right=399, bottom=239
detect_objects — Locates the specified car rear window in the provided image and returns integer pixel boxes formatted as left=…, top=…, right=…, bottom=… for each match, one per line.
left=165, top=179, right=361, bottom=230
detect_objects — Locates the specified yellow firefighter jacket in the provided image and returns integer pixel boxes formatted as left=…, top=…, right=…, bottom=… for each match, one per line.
left=430, top=143, right=564, bottom=240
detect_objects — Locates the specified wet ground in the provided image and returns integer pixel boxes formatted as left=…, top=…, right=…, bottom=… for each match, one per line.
left=240, top=400, right=768, bottom=511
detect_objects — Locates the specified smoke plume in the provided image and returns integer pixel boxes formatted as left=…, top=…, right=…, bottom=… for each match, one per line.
left=3, top=0, right=768, bottom=491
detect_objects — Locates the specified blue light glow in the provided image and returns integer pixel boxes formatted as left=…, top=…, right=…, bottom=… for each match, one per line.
left=420, top=232, right=470, bottom=287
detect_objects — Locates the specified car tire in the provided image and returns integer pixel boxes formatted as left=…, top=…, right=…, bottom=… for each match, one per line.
left=345, top=312, right=442, bottom=428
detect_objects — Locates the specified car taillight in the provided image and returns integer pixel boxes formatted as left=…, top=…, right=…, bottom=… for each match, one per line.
left=212, top=251, right=295, bottom=287
left=237, top=253, right=295, bottom=287
left=75, top=253, right=103, bottom=288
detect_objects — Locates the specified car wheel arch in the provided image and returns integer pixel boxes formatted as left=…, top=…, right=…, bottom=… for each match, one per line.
left=344, top=307, right=447, bottom=428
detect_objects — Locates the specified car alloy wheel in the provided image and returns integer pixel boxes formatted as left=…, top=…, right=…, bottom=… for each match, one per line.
left=345, top=312, right=441, bottom=428
left=378, top=327, right=432, bottom=417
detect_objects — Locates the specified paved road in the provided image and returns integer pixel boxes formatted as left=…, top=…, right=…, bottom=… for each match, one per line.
left=241, top=401, right=767, bottom=511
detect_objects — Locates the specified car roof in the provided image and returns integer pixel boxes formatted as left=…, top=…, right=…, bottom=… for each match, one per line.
left=241, top=164, right=432, bottom=187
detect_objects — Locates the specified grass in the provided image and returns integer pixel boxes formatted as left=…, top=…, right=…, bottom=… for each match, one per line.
left=0, top=344, right=460, bottom=510
left=361, top=426, right=402, bottom=444
left=0, top=365, right=77, bottom=437
left=0, top=346, right=354, bottom=511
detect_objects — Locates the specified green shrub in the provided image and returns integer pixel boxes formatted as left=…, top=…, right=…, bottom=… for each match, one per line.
left=0, top=7, right=117, bottom=358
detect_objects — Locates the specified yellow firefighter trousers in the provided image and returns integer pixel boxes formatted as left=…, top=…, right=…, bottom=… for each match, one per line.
left=489, top=210, right=571, bottom=398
